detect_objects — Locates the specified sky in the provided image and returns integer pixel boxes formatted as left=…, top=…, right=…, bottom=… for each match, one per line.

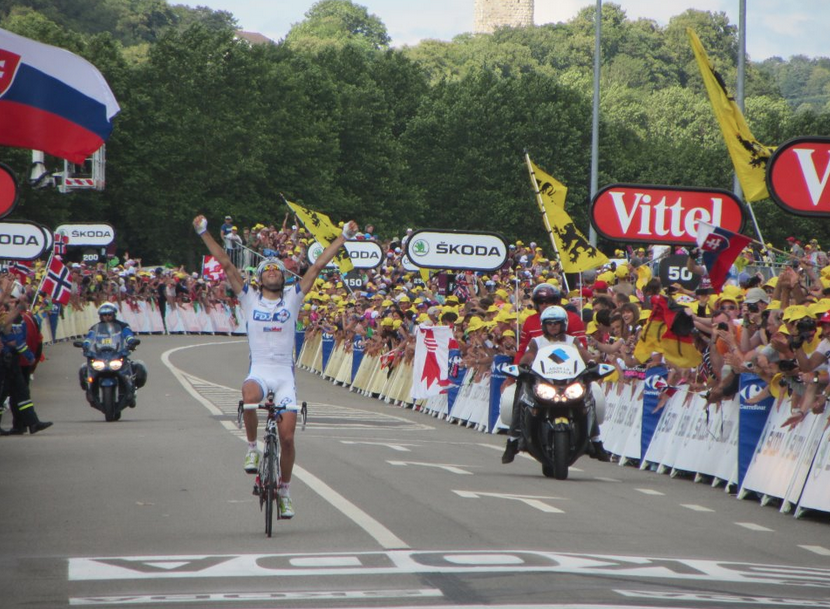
left=176, top=0, right=830, bottom=61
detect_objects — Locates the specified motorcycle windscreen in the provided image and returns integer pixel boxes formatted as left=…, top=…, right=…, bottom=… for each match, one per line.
left=90, top=322, right=124, bottom=352
left=531, top=343, right=586, bottom=380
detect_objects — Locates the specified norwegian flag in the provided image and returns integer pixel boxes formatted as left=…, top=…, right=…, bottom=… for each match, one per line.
left=41, top=257, right=72, bottom=305
left=9, top=260, right=34, bottom=282
left=201, top=255, right=226, bottom=282
left=53, top=232, right=69, bottom=257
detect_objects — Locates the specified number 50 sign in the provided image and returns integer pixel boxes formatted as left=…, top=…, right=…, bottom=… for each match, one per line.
left=659, top=254, right=700, bottom=291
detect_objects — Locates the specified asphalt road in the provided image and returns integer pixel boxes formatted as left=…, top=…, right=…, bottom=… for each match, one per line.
left=2, top=334, right=829, bottom=609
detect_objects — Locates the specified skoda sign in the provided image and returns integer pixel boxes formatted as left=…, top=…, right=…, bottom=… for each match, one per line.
left=56, top=223, right=116, bottom=247
left=308, top=240, right=383, bottom=269
left=0, top=221, right=50, bottom=260
left=405, top=230, right=508, bottom=272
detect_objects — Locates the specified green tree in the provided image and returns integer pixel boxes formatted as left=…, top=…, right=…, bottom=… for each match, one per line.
left=285, top=0, right=390, bottom=52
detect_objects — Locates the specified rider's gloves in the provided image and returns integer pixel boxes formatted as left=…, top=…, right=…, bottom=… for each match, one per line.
left=194, top=217, right=208, bottom=236
left=342, top=221, right=357, bottom=240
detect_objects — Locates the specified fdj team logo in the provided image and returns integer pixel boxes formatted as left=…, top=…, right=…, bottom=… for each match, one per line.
left=411, top=239, right=429, bottom=257
left=253, top=309, right=291, bottom=322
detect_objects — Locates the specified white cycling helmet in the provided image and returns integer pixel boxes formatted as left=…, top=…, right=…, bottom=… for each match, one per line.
left=255, top=257, right=286, bottom=283
left=540, top=305, right=568, bottom=332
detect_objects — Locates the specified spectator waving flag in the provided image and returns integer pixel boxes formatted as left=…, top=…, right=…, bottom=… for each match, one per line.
left=283, top=198, right=354, bottom=273
left=0, top=27, right=120, bottom=163
left=9, top=259, right=34, bottom=282
left=202, top=255, right=226, bottom=282
left=41, top=257, right=72, bottom=305
left=411, top=325, right=453, bottom=399
left=696, top=221, right=752, bottom=292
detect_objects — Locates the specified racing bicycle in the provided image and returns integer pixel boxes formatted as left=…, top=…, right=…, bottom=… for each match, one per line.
left=238, top=394, right=307, bottom=537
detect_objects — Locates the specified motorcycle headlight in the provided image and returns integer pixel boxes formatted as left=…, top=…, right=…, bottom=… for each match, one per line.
left=91, top=360, right=106, bottom=371
left=534, top=382, right=557, bottom=401
left=564, top=382, right=585, bottom=400
left=109, top=359, right=123, bottom=371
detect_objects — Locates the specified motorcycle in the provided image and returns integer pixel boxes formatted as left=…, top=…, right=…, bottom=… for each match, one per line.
left=500, top=343, right=614, bottom=479
left=74, top=322, right=147, bottom=422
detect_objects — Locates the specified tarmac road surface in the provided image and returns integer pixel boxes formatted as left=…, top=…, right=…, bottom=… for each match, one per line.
left=2, top=334, right=829, bottom=609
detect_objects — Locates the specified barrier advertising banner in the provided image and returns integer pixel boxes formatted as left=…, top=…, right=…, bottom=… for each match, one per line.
left=738, top=373, right=774, bottom=487
left=641, top=366, right=668, bottom=458
left=321, top=333, right=335, bottom=371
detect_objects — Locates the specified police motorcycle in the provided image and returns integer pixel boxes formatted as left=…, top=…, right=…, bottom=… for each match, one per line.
left=500, top=342, right=614, bottom=480
left=74, top=308, right=147, bottom=422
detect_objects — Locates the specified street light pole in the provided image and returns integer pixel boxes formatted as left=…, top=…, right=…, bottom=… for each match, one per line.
left=589, top=0, right=601, bottom=246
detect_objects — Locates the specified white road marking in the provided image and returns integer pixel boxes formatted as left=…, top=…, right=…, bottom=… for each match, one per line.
left=453, top=490, right=565, bottom=513
left=617, top=589, right=830, bottom=607
left=681, top=504, right=714, bottom=512
left=735, top=522, right=774, bottom=532
left=341, top=440, right=418, bottom=452
left=800, top=545, right=830, bottom=556
left=388, top=461, right=474, bottom=475
left=68, top=550, right=830, bottom=586
left=635, top=488, right=664, bottom=496
left=594, top=477, right=621, bottom=482
left=161, top=343, right=410, bottom=551
left=70, top=588, right=442, bottom=606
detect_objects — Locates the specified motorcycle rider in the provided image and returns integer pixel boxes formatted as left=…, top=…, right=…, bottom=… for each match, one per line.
left=81, top=303, right=140, bottom=407
left=501, top=305, right=610, bottom=464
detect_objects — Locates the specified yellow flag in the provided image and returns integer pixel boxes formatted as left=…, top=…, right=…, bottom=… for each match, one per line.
left=545, top=203, right=609, bottom=273
left=284, top=200, right=354, bottom=273
left=687, top=28, right=775, bottom=202
left=530, top=159, right=567, bottom=209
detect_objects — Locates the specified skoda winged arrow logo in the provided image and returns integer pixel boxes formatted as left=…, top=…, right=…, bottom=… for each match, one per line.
left=411, top=239, right=429, bottom=257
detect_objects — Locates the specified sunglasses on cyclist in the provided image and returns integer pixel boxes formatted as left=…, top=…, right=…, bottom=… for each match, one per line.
left=261, top=263, right=284, bottom=273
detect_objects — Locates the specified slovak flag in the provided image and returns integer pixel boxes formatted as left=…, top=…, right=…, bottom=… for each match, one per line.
left=0, top=28, right=120, bottom=164
left=41, top=257, right=72, bottom=305
left=411, top=325, right=454, bottom=400
left=202, top=255, right=226, bottom=282
left=695, top=221, right=752, bottom=292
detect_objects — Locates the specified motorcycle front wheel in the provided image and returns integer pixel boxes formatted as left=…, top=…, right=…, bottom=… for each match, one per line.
left=102, top=385, right=119, bottom=422
left=540, top=426, right=570, bottom=480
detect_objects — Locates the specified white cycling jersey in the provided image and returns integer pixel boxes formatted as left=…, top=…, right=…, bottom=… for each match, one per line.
left=239, top=282, right=304, bottom=367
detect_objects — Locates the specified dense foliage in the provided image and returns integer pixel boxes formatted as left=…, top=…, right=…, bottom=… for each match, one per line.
left=1, top=0, right=829, bottom=265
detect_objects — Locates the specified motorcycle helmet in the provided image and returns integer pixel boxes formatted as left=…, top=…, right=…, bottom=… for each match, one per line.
left=540, top=305, right=569, bottom=333
left=98, top=303, right=118, bottom=320
left=255, top=257, right=286, bottom=283
left=531, top=283, right=560, bottom=305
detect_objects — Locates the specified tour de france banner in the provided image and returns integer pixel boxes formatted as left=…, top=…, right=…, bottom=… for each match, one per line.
left=446, top=344, right=466, bottom=415
left=738, top=373, right=774, bottom=487
left=642, top=365, right=669, bottom=457
left=488, top=355, right=512, bottom=432
left=351, top=334, right=365, bottom=381
left=321, top=332, right=335, bottom=371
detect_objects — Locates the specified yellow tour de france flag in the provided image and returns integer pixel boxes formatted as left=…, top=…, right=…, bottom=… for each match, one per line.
left=530, top=159, right=567, bottom=209
left=284, top=200, right=354, bottom=274
left=687, top=28, right=775, bottom=203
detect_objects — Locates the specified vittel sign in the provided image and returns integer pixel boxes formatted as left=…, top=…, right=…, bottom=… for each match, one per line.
left=767, top=136, right=830, bottom=217
left=405, top=230, right=508, bottom=272
left=56, top=223, right=115, bottom=246
left=0, top=221, right=49, bottom=260
left=591, top=184, right=746, bottom=245
left=308, top=240, right=383, bottom=269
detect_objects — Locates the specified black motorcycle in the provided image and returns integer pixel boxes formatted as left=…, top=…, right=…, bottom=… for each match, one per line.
left=74, top=322, right=147, bottom=422
left=500, top=343, right=614, bottom=479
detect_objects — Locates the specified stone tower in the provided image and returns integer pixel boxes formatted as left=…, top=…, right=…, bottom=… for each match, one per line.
left=474, top=0, right=534, bottom=34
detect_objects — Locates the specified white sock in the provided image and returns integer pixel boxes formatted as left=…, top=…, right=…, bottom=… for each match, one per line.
left=247, top=441, right=257, bottom=451
left=278, top=481, right=290, bottom=497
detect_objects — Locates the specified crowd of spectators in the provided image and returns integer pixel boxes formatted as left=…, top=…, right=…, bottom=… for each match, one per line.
left=8, top=215, right=830, bottom=433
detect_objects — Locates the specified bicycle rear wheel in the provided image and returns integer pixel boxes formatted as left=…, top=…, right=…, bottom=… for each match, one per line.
left=263, top=440, right=277, bottom=537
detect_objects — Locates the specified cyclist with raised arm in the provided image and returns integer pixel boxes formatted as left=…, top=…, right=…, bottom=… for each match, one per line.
left=193, top=214, right=358, bottom=519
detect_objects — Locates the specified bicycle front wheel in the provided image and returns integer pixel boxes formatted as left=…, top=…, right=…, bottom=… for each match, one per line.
left=263, top=441, right=277, bottom=537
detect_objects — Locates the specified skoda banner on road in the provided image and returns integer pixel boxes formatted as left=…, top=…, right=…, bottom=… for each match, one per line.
left=591, top=184, right=746, bottom=245
left=0, top=221, right=50, bottom=260
left=56, top=223, right=116, bottom=247
left=404, top=230, right=508, bottom=272
left=308, top=240, right=383, bottom=269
